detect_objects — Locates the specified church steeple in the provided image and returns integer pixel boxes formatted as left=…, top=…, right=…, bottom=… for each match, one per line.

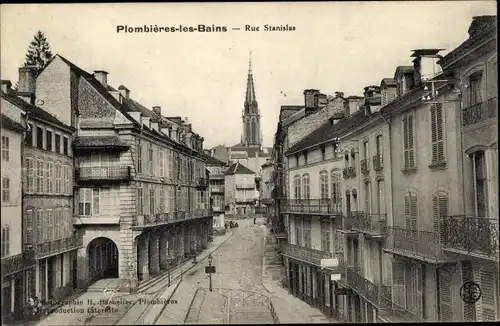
left=242, top=51, right=261, bottom=147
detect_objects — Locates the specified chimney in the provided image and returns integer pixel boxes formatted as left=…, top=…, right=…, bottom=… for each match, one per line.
left=304, top=89, right=320, bottom=109
left=93, top=70, right=108, bottom=87
left=380, top=79, right=397, bottom=107
left=314, top=93, right=328, bottom=108
left=411, top=49, right=444, bottom=85
left=171, top=125, right=178, bottom=141
left=18, top=66, right=36, bottom=104
left=118, top=85, right=130, bottom=99
left=1, top=80, right=12, bottom=93
left=152, top=106, right=161, bottom=117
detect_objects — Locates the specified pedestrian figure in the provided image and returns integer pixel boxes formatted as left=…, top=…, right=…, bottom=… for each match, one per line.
left=253, top=217, right=256, bottom=224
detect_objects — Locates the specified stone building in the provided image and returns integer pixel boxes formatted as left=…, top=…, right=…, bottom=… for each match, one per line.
left=33, top=54, right=211, bottom=292
left=1, top=81, right=37, bottom=323
left=224, top=162, right=257, bottom=216
left=204, top=154, right=228, bottom=228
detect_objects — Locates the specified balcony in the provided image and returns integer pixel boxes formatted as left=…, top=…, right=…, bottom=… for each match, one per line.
left=196, top=177, right=208, bottom=190
left=441, top=216, right=499, bottom=261
left=36, top=235, right=83, bottom=258
left=462, top=97, right=497, bottom=127
left=261, top=198, right=273, bottom=205
left=235, top=198, right=255, bottom=204
left=235, top=183, right=255, bottom=190
left=384, top=227, right=448, bottom=263
left=361, top=159, right=369, bottom=175
left=342, top=166, right=356, bottom=179
left=210, top=185, right=224, bottom=193
left=281, top=243, right=338, bottom=269
left=76, top=166, right=132, bottom=183
left=1, top=250, right=36, bottom=276
left=373, top=154, right=383, bottom=171
left=133, top=210, right=212, bottom=228
left=282, top=199, right=342, bottom=216
left=346, top=266, right=384, bottom=306
left=378, top=287, right=424, bottom=322
left=347, top=212, right=386, bottom=237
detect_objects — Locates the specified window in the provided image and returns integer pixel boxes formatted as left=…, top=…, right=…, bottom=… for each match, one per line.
left=160, top=187, right=166, bottom=212
left=46, top=161, right=54, bottom=193
left=1, top=225, right=10, bottom=257
left=137, top=187, right=143, bottom=215
left=404, top=192, right=418, bottom=230
left=377, top=180, right=385, bottom=214
left=55, top=134, right=61, bottom=153
left=321, top=219, right=331, bottom=252
left=468, top=71, right=483, bottom=106
left=403, top=114, right=416, bottom=170
left=365, top=182, right=372, bottom=214
left=46, top=130, right=53, bottom=151
left=63, top=137, right=69, bottom=155
left=295, top=217, right=302, bottom=246
left=2, top=177, right=9, bottom=202
left=64, top=164, right=70, bottom=194
left=304, top=152, right=308, bottom=165
left=79, top=188, right=100, bottom=216
left=25, top=156, right=34, bottom=193
left=471, top=151, right=487, bottom=217
left=47, top=210, right=53, bottom=241
left=319, top=171, right=329, bottom=200
left=148, top=143, right=154, bottom=175
left=53, top=209, right=60, bottom=239
left=295, top=154, right=299, bottom=166
left=432, top=191, right=448, bottom=243
left=159, top=150, right=165, bottom=177
left=36, top=210, right=43, bottom=243
left=302, top=174, right=310, bottom=200
left=344, top=153, right=349, bottom=168
left=37, top=127, right=44, bottom=149
left=1, top=136, right=9, bottom=161
left=168, top=150, right=173, bottom=179
left=24, top=209, right=34, bottom=248
left=376, top=135, right=383, bottom=155
left=26, top=123, right=34, bottom=146
left=293, top=175, right=301, bottom=200
left=149, top=187, right=155, bottom=214
left=321, top=146, right=326, bottom=160
left=36, top=159, right=44, bottom=193
left=331, top=170, right=341, bottom=211
left=363, top=141, right=369, bottom=159
left=137, top=140, right=143, bottom=173
left=430, top=104, right=445, bottom=164
left=55, top=162, right=62, bottom=193
left=303, top=219, right=311, bottom=248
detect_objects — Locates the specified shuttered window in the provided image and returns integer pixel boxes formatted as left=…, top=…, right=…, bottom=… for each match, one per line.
left=392, top=261, right=406, bottom=307
left=295, top=217, right=302, bottom=246
left=319, top=171, right=329, bottom=200
left=438, top=267, right=454, bottom=321
left=432, top=192, right=448, bottom=244
left=472, top=152, right=487, bottom=217
left=462, top=261, right=476, bottom=321
left=294, top=175, right=301, bottom=200
left=36, top=159, right=44, bottom=193
left=486, top=60, right=497, bottom=99
left=404, top=192, right=418, bottom=230
left=377, top=180, right=385, bottom=214
left=476, top=267, right=497, bottom=321
left=430, top=104, right=445, bottom=164
left=303, top=219, right=312, bottom=248
left=365, top=182, right=371, bottom=214
left=320, top=219, right=331, bottom=252
left=403, top=114, right=416, bottom=169
left=302, top=174, right=310, bottom=200
left=1, top=225, right=10, bottom=257
left=468, top=71, right=483, bottom=106
left=24, top=209, right=34, bottom=248
left=330, top=170, right=342, bottom=212
left=411, top=263, right=424, bottom=318
left=47, top=210, right=54, bottom=241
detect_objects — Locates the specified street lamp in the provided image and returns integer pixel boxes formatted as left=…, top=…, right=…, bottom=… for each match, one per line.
left=207, top=254, right=213, bottom=292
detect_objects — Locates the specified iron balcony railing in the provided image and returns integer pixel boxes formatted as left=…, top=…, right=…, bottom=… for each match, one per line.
left=36, top=235, right=83, bottom=258
left=342, top=166, right=356, bottom=179
left=234, top=198, right=255, bottom=204
left=384, top=227, right=447, bottom=262
left=281, top=242, right=336, bottom=267
left=361, top=159, right=369, bottom=175
left=346, top=266, right=383, bottom=306
left=462, top=97, right=497, bottom=127
left=441, top=215, right=499, bottom=260
left=134, top=210, right=211, bottom=226
left=261, top=198, right=273, bottom=205
left=373, top=154, right=383, bottom=171
left=1, top=250, right=36, bottom=275
left=378, top=286, right=424, bottom=322
left=210, top=185, right=224, bottom=193
left=347, top=212, right=387, bottom=235
left=235, top=184, right=255, bottom=190
left=76, top=166, right=132, bottom=182
left=281, top=199, right=342, bottom=215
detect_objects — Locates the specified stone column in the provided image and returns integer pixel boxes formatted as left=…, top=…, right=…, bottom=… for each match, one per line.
left=177, top=225, right=185, bottom=261
left=149, top=234, right=160, bottom=275
left=139, top=234, right=150, bottom=282
left=62, top=252, right=70, bottom=286
left=159, top=234, right=169, bottom=270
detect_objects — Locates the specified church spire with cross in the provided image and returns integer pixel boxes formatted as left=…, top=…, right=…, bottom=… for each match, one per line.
left=242, top=51, right=261, bottom=147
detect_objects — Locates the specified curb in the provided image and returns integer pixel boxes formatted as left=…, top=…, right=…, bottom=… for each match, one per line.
left=145, top=231, right=235, bottom=324
left=261, top=229, right=275, bottom=294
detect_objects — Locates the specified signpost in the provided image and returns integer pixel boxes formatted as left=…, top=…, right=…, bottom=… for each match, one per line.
left=320, top=258, right=342, bottom=283
left=205, top=254, right=216, bottom=292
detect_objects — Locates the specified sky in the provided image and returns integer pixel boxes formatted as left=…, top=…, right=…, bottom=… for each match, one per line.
left=1, top=2, right=497, bottom=148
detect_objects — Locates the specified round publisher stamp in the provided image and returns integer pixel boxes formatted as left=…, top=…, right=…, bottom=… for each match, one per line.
left=460, top=281, right=481, bottom=304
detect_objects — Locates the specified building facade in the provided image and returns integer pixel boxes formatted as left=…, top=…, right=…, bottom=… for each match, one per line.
left=34, top=54, right=212, bottom=292
left=224, top=162, right=257, bottom=216
left=260, top=159, right=274, bottom=217
left=1, top=82, right=36, bottom=323
left=205, top=155, right=228, bottom=228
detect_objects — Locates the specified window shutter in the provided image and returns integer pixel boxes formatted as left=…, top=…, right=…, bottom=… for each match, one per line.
left=392, top=260, right=405, bottom=306
left=404, top=193, right=411, bottom=229
left=479, top=267, right=497, bottom=321
left=36, top=212, right=42, bottom=243
left=431, top=106, right=438, bottom=162
left=411, top=264, right=423, bottom=318
left=487, top=60, right=498, bottom=99
left=462, top=261, right=476, bottom=321
left=408, top=114, right=415, bottom=167
left=439, top=268, right=454, bottom=321
left=410, top=194, right=417, bottom=230
left=403, top=116, right=409, bottom=168
left=436, top=104, right=444, bottom=162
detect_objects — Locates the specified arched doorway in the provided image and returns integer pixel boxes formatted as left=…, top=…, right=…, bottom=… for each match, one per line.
left=87, top=237, right=119, bottom=283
